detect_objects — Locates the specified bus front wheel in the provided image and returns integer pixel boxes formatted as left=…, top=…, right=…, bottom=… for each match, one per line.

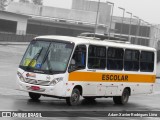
left=29, top=92, right=41, bottom=101
left=66, top=88, right=80, bottom=106
left=113, top=89, right=129, bottom=105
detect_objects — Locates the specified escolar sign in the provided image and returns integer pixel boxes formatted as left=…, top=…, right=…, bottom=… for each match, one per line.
left=102, top=74, right=128, bottom=81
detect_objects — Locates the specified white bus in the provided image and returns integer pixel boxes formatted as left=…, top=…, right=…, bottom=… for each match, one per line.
left=17, top=34, right=156, bottom=106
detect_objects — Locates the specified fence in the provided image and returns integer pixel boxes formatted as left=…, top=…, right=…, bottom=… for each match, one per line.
left=0, top=32, right=37, bottom=42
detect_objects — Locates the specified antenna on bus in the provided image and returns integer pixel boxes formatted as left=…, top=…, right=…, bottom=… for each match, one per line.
left=94, top=0, right=101, bottom=38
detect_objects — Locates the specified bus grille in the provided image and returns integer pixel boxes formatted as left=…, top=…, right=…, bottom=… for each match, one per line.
left=25, top=78, right=50, bottom=86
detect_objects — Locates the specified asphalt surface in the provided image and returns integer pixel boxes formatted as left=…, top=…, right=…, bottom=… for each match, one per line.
left=0, top=44, right=160, bottom=120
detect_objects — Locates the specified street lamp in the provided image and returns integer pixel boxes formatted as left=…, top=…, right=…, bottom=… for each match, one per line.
left=156, top=27, right=160, bottom=48
left=118, top=7, right=125, bottom=39
left=148, top=23, right=152, bottom=39
left=144, top=21, right=150, bottom=38
left=137, top=19, right=142, bottom=44
left=143, top=21, right=151, bottom=46
left=126, top=11, right=132, bottom=42
left=139, top=19, right=144, bottom=37
left=153, top=25, right=159, bottom=48
left=107, top=1, right=114, bottom=39
left=145, top=22, right=153, bottom=47
left=94, top=0, right=101, bottom=38
left=133, top=16, right=139, bottom=44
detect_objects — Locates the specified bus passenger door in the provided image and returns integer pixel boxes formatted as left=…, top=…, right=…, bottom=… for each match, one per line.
left=68, top=45, right=97, bottom=95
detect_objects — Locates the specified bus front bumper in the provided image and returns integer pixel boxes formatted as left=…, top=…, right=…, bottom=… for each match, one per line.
left=17, top=81, right=66, bottom=97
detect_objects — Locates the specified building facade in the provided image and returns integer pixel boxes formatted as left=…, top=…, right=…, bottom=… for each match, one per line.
left=0, top=0, right=159, bottom=49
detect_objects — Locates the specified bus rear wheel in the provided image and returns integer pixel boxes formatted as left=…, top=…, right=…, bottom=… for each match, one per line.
left=113, top=89, right=129, bottom=105
left=66, top=88, right=80, bottom=106
left=29, top=92, right=41, bottom=101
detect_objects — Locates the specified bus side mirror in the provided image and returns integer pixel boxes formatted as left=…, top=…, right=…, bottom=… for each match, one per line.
left=68, top=64, right=76, bottom=73
left=68, top=64, right=85, bottom=73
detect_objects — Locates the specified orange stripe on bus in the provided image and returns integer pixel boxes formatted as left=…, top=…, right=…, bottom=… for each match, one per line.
left=69, top=72, right=156, bottom=83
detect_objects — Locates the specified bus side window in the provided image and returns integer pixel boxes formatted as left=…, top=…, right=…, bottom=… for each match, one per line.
left=140, top=51, right=154, bottom=72
left=88, top=45, right=106, bottom=69
left=107, top=47, right=124, bottom=70
left=71, top=45, right=86, bottom=69
left=124, top=49, right=139, bottom=71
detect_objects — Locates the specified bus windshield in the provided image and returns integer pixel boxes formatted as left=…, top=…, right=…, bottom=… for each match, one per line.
left=19, top=40, right=74, bottom=74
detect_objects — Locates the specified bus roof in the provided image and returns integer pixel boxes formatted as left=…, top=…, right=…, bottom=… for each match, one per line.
left=35, top=35, right=156, bottom=52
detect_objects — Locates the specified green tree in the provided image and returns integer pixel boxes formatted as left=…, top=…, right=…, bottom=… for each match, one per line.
left=0, top=0, right=7, bottom=10
left=32, top=0, right=43, bottom=5
left=19, top=0, right=30, bottom=3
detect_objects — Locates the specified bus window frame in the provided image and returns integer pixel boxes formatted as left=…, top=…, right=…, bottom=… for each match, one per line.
left=68, top=44, right=87, bottom=73
left=107, top=47, right=124, bottom=71
left=140, top=50, right=155, bottom=72
left=87, top=45, right=107, bottom=70
left=124, top=49, right=140, bottom=71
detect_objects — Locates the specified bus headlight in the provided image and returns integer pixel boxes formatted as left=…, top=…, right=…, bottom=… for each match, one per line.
left=17, top=71, right=25, bottom=82
left=50, top=77, right=63, bottom=86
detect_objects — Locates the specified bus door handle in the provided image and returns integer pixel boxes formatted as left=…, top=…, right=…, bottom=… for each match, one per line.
left=87, top=70, right=96, bottom=72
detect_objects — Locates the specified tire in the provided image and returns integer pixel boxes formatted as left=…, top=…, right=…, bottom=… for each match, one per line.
left=113, top=89, right=129, bottom=105
left=83, top=97, right=96, bottom=101
left=66, top=88, right=80, bottom=106
left=29, top=92, right=41, bottom=101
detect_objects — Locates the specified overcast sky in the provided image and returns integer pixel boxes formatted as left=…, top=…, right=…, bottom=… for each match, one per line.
left=43, top=0, right=160, bottom=24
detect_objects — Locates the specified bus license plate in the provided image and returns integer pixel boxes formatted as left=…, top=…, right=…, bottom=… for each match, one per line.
left=31, top=86, right=40, bottom=91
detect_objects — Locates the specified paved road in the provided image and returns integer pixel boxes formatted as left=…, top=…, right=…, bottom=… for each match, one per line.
left=0, top=45, right=27, bottom=89
left=0, top=89, right=160, bottom=111
left=0, top=44, right=160, bottom=120
left=0, top=91, right=160, bottom=120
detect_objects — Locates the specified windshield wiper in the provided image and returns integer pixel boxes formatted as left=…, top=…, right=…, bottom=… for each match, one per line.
left=41, top=50, right=53, bottom=73
left=26, top=47, right=43, bottom=70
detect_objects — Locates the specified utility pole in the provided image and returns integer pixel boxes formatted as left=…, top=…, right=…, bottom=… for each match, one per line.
left=126, top=11, right=132, bottom=42
left=107, top=1, right=114, bottom=40
left=118, top=7, right=125, bottom=39
left=94, top=0, right=101, bottom=38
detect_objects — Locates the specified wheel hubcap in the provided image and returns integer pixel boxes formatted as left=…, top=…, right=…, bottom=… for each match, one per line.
left=71, top=92, right=79, bottom=103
